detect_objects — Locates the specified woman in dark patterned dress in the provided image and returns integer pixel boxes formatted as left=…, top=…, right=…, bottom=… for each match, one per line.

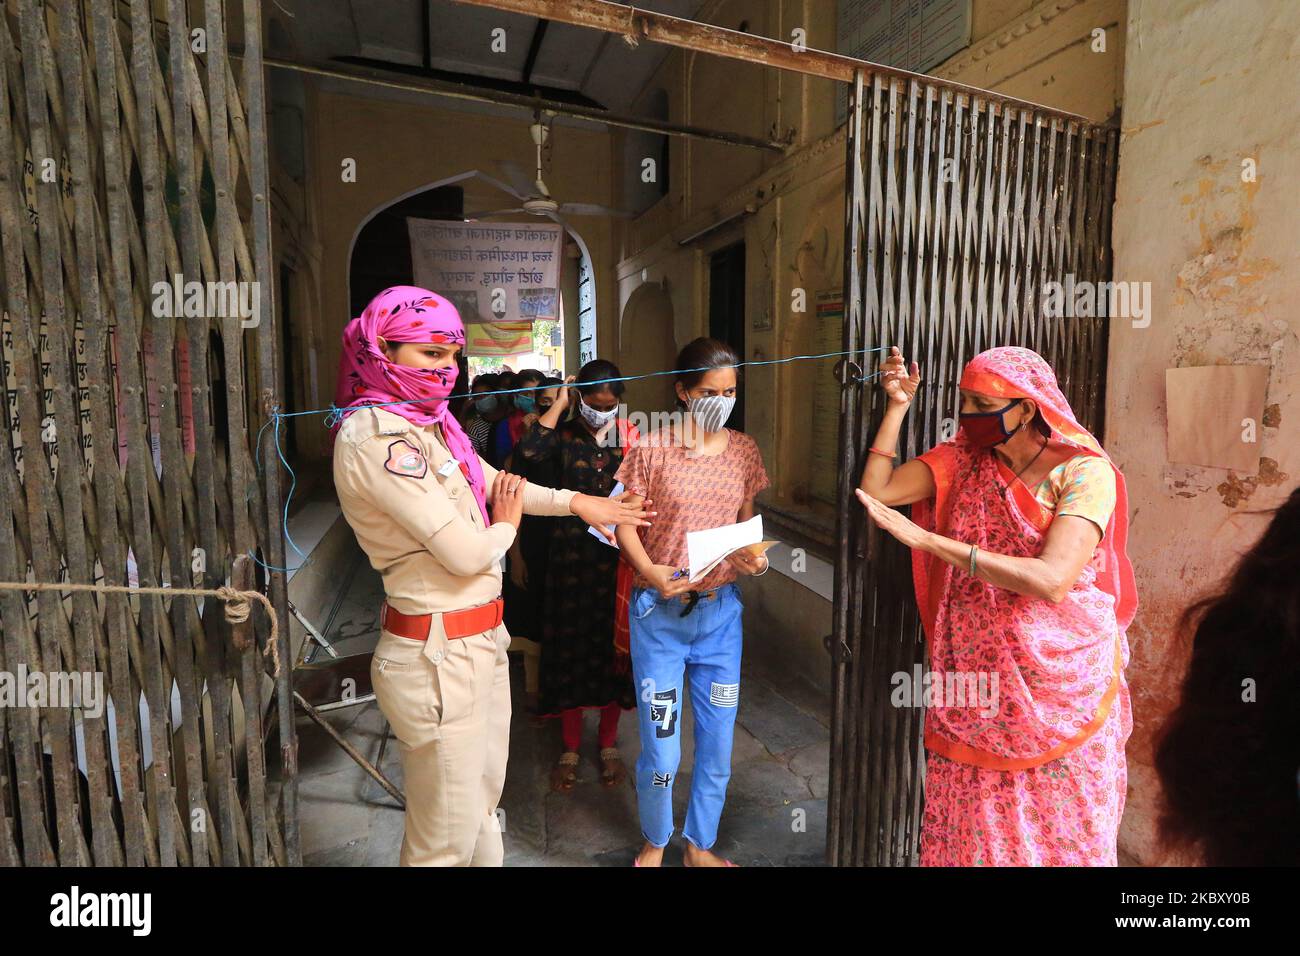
left=516, top=360, right=641, bottom=793
left=503, top=378, right=562, bottom=709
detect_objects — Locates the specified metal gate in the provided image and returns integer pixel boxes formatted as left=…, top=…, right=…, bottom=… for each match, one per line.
left=829, top=71, right=1118, bottom=866
left=0, top=0, right=297, bottom=865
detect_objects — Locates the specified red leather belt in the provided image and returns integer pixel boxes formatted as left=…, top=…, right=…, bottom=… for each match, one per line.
left=381, top=599, right=504, bottom=642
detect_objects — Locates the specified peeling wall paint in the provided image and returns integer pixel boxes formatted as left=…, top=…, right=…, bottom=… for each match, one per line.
left=1108, top=0, right=1300, bottom=864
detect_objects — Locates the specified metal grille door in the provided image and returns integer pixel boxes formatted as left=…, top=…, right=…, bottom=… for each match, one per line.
left=0, top=0, right=296, bottom=866
left=828, top=71, right=1118, bottom=866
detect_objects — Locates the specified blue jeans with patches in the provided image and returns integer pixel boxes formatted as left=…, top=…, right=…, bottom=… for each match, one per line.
left=630, top=583, right=744, bottom=850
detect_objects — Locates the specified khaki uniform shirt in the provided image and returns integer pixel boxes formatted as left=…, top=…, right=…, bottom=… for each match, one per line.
left=334, top=406, right=577, bottom=615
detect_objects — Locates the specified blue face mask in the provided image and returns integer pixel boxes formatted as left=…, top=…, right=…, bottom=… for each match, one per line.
left=514, top=395, right=537, bottom=414
left=476, top=395, right=499, bottom=414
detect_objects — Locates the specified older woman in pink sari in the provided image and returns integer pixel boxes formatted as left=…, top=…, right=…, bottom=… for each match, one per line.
left=856, top=345, right=1138, bottom=866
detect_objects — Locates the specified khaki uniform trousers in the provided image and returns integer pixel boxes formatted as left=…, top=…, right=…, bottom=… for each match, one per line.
left=370, top=616, right=511, bottom=866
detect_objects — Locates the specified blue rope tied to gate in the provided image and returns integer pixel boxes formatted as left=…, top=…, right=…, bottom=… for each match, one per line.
left=247, top=346, right=891, bottom=573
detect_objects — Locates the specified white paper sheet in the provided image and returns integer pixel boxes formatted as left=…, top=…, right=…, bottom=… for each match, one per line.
left=586, top=481, right=624, bottom=548
left=686, top=515, right=765, bottom=583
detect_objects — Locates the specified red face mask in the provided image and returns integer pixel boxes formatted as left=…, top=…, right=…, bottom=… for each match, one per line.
left=959, top=399, right=1026, bottom=448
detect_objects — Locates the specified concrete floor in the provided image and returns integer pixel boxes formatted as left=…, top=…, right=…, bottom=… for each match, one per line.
left=286, top=536, right=831, bottom=867
left=293, top=645, right=831, bottom=867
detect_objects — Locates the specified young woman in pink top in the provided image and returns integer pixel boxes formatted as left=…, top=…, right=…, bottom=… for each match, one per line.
left=615, top=337, right=770, bottom=868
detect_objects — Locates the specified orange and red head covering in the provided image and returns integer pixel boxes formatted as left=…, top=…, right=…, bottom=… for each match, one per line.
left=948, top=345, right=1137, bottom=630
left=959, top=345, right=1104, bottom=457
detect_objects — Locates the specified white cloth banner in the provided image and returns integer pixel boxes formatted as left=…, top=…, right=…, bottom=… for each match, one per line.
left=407, top=216, right=563, bottom=325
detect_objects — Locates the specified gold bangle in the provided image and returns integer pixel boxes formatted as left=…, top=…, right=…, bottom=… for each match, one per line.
left=968, top=543, right=979, bottom=576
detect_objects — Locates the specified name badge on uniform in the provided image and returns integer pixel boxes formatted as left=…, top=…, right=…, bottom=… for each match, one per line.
left=437, top=458, right=460, bottom=478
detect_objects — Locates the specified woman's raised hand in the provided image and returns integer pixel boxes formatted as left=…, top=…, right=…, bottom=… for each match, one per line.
left=553, top=374, right=578, bottom=412
left=881, top=346, right=921, bottom=408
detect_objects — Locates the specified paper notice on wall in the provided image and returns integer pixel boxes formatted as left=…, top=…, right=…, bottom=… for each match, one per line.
left=134, top=322, right=196, bottom=473
left=407, top=216, right=562, bottom=327
left=1165, top=365, right=1270, bottom=472
left=2, top=310, right=98, bottom=482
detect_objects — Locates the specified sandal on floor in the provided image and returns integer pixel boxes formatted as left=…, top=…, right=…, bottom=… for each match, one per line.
left=598, top=747, right=627, bottom=788
left=550, top=751, right=579, bottom=792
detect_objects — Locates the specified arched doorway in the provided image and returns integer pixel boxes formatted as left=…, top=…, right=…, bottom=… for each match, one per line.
left=619, top=281, right=677, bottom=416
left=348, top=186, right=465, bottom=316
left=347, top=173, right=596, bottom=380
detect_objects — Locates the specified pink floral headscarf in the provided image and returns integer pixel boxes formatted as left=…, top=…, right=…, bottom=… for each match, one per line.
left=952, top=345, right=1136, bottom=631
left=333, top=286, right=488, bottom=525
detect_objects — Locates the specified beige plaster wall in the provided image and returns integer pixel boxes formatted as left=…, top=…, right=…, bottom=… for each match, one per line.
left=1106, top=0, right=1299, bottom=864
left=292, top=89, right=621, bottom=459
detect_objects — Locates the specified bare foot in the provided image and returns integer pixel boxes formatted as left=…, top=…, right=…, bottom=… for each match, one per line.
left=635, top=842, right=664, bottom=867
left=683, top=843, right=736, bottom=867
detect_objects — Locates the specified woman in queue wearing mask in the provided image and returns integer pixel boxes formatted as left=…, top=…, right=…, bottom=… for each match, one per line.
left=614, top=337, right=771, bottom=867
left=516, top=360, right=642, bottom=790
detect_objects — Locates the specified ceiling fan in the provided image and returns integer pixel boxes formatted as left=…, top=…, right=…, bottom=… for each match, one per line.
left=464, top=111, right=636, bottom=224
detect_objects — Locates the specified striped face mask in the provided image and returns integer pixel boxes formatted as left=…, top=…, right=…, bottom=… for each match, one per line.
left=687, top=394, right=735, bottom=433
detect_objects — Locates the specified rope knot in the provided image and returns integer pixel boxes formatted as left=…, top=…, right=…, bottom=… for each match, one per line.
left=214, top=585, right=281, bottom=677
left=216, top=585, right=251, bottom=624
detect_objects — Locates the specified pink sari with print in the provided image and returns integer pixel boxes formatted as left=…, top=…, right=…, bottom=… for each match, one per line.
left=910, top=347, right=1138, bottom=865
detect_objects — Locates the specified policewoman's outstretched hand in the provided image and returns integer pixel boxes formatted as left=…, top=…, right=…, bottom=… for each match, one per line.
left=491, top=471, right=527, bottom=529
left=572, top=491, right=655, bottom=545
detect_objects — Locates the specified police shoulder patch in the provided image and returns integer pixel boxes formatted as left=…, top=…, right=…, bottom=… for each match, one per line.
left=384, top=439, right=428, bottom=479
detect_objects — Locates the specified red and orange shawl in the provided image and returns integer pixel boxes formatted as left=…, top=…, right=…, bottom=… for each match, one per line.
left=910, top=347, right=1138, bottom=770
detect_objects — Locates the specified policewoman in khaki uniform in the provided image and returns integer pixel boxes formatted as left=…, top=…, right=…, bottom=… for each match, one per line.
left=331, top=287, right=650, bottom=866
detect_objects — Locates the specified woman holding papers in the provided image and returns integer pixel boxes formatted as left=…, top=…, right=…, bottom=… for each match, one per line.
left=517, top=360, right=642, bottom=792
left=856, top=345, right=1137, bottom=866
left=614, top=337, right=771, bottom=868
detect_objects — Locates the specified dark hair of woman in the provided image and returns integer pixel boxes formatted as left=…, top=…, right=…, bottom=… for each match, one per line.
left=672, top=337, right=740, bottom=409
left=1153, top=485, right=1300, bottom=865
left=1031, top=406, right=1051, bottom=437
left=577, top=359, right=625, bottom=398
left=450, top=351, right=472, bottom=418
